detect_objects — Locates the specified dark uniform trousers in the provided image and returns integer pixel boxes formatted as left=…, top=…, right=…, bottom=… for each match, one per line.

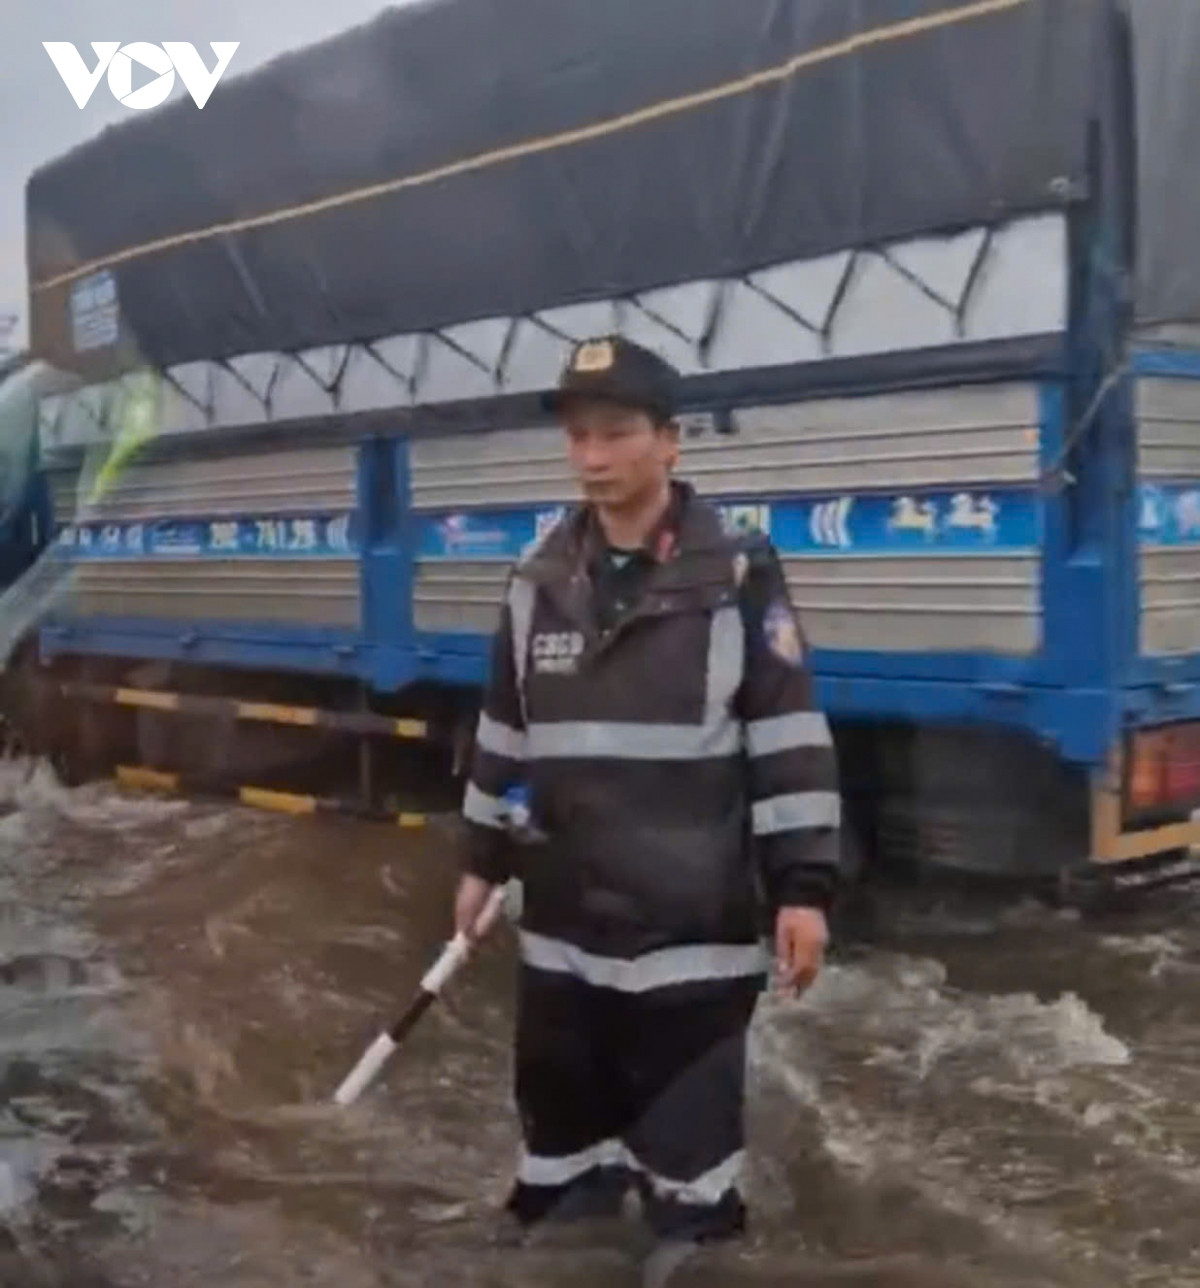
left=461, top=482, right=841, bottom=1242
left=510, top=961, right=763, bottom=1239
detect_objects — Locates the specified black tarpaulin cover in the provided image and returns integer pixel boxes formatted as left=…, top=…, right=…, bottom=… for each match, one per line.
left=26, top=0, right=1109, bottom=378
left=1131, top=0, right=1200, bottom=331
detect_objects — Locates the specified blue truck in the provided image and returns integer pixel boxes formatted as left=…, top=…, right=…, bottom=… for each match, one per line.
left=14, top=0, right=1200, bottom=888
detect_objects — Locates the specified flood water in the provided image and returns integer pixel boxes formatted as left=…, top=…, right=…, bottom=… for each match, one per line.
left=1, top=758, right=1199, bottom=1286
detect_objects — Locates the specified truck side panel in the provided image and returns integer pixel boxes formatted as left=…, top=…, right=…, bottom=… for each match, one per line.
left=1136, top=373, right=1200, bottom=658
left=411, top=384, right=1044, bottom=655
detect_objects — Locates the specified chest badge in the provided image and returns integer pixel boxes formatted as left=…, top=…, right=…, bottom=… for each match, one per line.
left=531, top=630, right=586, bottom=676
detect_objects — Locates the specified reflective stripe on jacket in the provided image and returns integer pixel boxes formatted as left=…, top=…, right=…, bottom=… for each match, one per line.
left=462, top=481, right=841, bottom=958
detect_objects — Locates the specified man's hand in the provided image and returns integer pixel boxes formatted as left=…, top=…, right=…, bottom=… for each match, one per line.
left=454, top=873, right=493, bottom=942
left=774, top=906, right=828, bottom=995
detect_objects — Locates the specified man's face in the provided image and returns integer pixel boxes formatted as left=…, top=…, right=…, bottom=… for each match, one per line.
left=562, top=398, right=679, bottom=508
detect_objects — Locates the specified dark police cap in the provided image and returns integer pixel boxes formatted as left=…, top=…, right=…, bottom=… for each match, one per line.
left=543, top=336, right=679, bottom=423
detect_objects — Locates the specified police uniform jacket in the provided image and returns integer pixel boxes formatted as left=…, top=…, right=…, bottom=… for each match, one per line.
left=461, top=480, right=841, bottom=961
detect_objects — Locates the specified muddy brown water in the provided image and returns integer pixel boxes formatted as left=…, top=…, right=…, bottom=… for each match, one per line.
left=0, top=759, right=1198, bottom=1286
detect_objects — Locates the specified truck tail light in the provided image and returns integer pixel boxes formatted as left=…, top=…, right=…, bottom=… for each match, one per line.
left=1127, top=723, right=1200, bottom=817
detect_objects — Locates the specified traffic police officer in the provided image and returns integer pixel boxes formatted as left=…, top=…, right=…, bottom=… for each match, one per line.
left=454, top=336, right=841, bottom=1265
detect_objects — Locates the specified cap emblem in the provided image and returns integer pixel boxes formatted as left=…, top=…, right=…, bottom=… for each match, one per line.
left=572, top=339, right=615, bottom=372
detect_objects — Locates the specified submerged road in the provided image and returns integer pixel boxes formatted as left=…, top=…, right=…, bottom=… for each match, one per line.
left=0, top=759, right=1198, bottom=1286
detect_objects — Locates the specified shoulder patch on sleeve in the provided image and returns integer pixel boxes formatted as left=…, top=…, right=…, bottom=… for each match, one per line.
left=763, top=597, right=805, bottom=666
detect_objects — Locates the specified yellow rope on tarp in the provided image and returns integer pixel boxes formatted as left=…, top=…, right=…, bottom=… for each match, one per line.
left=30, top=0, right=1031, bottom=295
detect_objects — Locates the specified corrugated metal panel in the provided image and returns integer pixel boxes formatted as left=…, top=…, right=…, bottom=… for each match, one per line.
left=413, top=555, right=1040, bottom=653
left=1137, top=376, right=1200, bottom=478
left=1137, top=377, right=1200, bottom=655
left=1133, top=323, right=1200, bottom=349
left=48, top=469, right=78, bottom=528
left=690, top=385, right=1040, bottom=496
left=62, top=560, right=360, bottom=628
left=410, top=428, right=565, bottom=510
left=48, top=445, right=357, bottom=524
left=413, top=562, right=508, bottom=634
left=782, top=555, right=1040, bottom=654
left=1140, top=548, right=1200, bottom=655
left=409, top=383, right=1041, bottom=510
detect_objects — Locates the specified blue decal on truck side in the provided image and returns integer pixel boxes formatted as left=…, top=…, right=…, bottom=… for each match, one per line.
left=55, top=513, right=358, bottom=560
left=1138, top=483, right=1200, bottom=548
left=764, top=489, right=1041, bottom=555
left=414, top=488, right=1044, bottom=561
left=416, top=507, right=566, bottom=560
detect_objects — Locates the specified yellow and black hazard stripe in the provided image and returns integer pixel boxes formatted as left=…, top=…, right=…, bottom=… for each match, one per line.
left=62, top=682, right=428, bottom=742
left=115, top=765, right=427, bottom=828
